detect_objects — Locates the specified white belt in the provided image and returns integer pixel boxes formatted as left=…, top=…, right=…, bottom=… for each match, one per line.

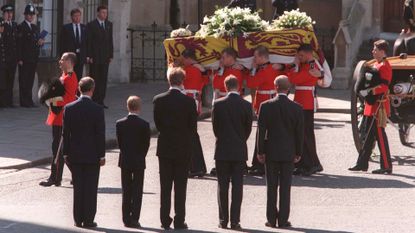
left=184, top=89, right=200, bottom=95
left=257, top=90, right=276, bottom=95
left=295, top=86, right=315, bottom=91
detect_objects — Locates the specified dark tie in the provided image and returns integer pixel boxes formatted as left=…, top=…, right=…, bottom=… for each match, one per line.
left=75, top=24, right=80, bottom=45
left=100, top=22, right=105, bottom=30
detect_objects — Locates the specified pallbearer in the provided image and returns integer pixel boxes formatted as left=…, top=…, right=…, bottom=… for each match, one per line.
left=287, top=44, right=324, bottom=176
left=181, top=49, right=208, bottom=177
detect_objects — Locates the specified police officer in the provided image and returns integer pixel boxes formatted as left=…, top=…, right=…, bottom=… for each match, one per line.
left=17, top=4, right=44, bottom=107
left=228, top=0, right=257, bottom=12
left=1, top=4, right=18, bottom=108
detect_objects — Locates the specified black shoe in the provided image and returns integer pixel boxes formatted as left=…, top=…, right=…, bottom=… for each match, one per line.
left=70, top=180, right=73, bottom=185
left=39, top=180, right=55, bottom=187
left=74, top=222, right=82, bottom=228
left=174, top=222, right=188, bottom=229
left=218, top=223, right=227, bottom=229
left=248, top=169, right=265, bottom=176
left=125, top=222, right=141, bottom=228
left=83, top=222, right=97, bottom=228
left=189, top=171, right=205, bottom=178
left=348, top=165, right=368, bottom=172
left=210, top=168, right=217, bottom=176
left=278, top=221, right=292, bottom=228
left=54, top=181, right=61, bottom=187
left=294, top=168, right=312, bottom=176
left=265, top=222, right=276, bottom=228
left=161, top=224, right=171, bottom=230
left=316, top=164, right=324, bottom=172
left=230, top=223, right=242, bottom=230
left=372, top=168, right=392, bottom=174
left=293, top=168, right=303, bottom=175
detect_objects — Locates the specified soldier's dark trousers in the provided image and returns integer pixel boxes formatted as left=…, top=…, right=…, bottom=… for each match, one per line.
left=189, top=132, right=207, bottom=174
left=90, top=63, right=109, bottom=105
left=49, top=126, right=65, bottom=183
left=3, top=62, right=17, bottom=106
left=0, top=64, right=6, bottom=107
left=297, top=110, right=320, bottom=169
left=74, top=56, right=84, bottom=82
left=18, top=62, right=37, bottom=106
left=356, top=116, right=392, bottom=170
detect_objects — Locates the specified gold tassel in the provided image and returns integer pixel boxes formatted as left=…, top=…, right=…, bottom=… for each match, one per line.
left=377, top=104, right=387, bottom=128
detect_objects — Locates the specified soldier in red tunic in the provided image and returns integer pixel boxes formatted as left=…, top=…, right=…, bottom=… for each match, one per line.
left=40, top=52, right=79, bottom=186
left=349, top=40, right=393, bottom=174
left=213, top=47, right=245, bottom=101
left=247, top=45, right=285, bottom=176
left=287, top=44, right=324, bottom=176
left=180, top=49, right=208, bottom=177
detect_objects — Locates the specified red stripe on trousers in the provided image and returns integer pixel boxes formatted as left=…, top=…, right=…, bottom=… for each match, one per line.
left=376, top=124, right=390, bottom=169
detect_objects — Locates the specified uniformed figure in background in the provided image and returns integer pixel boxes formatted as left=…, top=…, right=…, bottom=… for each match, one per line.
left=17, top=4, right=44, bottom=107
left=404, top=0, right=415, bottom=32
left=272, top=0, right=299, bottom=19
left=228, top=0, right=257, bottom=12
left=1, top=4, right=18, bottom=108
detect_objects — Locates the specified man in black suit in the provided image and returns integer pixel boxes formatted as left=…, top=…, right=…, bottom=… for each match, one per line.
left=17, top=4, right=44, bottom=107
left=272, top=0, right=299, bottom=19
left=63, top=77, right=105, bottom=228
left=228, top=0, right=257, bottom=12
left=257, top=75, right=304, bottom=229
left=116, top=96, right=150, bottom=229
left=60, top=8, right=87, bottom=81
left=1, top=4, right=18, bottom=108
left=153, top=67, right=198, bottom=230
left=86, top=5, right=113, bottom=108
left=212, top=75, right=253, bottom=230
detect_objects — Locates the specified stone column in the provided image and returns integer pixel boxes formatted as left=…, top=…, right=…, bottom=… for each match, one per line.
left=108, top=0, right=131, bottom=83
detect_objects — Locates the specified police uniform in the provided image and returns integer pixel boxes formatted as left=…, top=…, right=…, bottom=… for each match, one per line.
left=213, top=66, right=245, bottom=100
left=288, top=60, right=323, bottom=175
left=17, top=4, right=40, bottom=107
left=40, top=71, right=78, bottom=186
left=247, top=62, right=283, bottom=175
left=350, top=59, right=393, bottom=174
left=0, top=21, right=6, bottom=107
left=183, top=64, right=208, bottom=177
left=1, top=4, right=18, bottom=107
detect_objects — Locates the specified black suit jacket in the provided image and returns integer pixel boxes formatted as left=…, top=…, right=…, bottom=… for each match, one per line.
left=3, top=21, right=18, bottom=63
left=228, top=0, right=257, bottom=11
left=17, top=21, right=40, bottom=63
left=62, top=96, right=106, bottom=164
left=86, top=19, right=113, bottom=64
left=116, top=114, right=151, bottom=170
left=212, top=93, right=253, bottom=161
left=153, top=88, right=198, bottom=159
left=257, top=95, right=304, bottom=162
left=60, top=23, right=87, bottom=64
left=272, top=0, right=298, bottom=17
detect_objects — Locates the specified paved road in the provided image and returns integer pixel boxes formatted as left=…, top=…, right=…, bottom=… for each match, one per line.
left=0, top=112, right=414, bottom=233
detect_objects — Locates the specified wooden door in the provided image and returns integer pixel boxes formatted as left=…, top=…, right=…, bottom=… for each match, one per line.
left=384, top=0, right=405, bottom=32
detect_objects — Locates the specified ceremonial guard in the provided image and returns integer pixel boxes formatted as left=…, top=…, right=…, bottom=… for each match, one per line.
left=247, top=45, right=284, bottom=176
left=349, top=40, right=393, bottom=174
left=287, top=44, right=324, bottom=176
left=180, top=49, right=208, bottom=177
left=17, top=4, right=44, bottom=107
left=39, top=52, right=78, bottom=187
left=213, top=48, right=245, bottom=100
left=1, top=4, right=18, bottom=108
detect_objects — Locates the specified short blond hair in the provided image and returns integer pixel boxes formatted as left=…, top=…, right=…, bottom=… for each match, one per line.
left=167, top=67, right=185, bottom=86
left=274, top=75, right=291, bottom=91
left=127, top=96, right=141, bottom=111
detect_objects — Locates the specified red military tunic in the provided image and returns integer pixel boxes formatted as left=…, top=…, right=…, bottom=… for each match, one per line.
left=46, top=72, right=78, bottom=126
left=213, top=67, right=244, bottom=99
left=247, top=63, right=284, bottom=114
left=288, top=63, right=320, bottom=111
left=183, top=65, right=209, bottom=114
left=363, top=59, right=392, bottom=117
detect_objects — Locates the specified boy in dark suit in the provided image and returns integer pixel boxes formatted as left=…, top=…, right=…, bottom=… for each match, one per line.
left=116, top=96, right=150, bottom=228
left=212, top=75, right=253, bottom=230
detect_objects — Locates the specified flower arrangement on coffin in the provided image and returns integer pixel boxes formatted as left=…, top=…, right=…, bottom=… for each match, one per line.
left=170, top=25, right=193, bottom=38
left=197, top=7, right=269, bottom=38
left=270, top=9, right=316, bottom=30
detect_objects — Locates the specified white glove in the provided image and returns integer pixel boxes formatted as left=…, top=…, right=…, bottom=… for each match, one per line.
left=359, top=89, right=370, bottom=97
